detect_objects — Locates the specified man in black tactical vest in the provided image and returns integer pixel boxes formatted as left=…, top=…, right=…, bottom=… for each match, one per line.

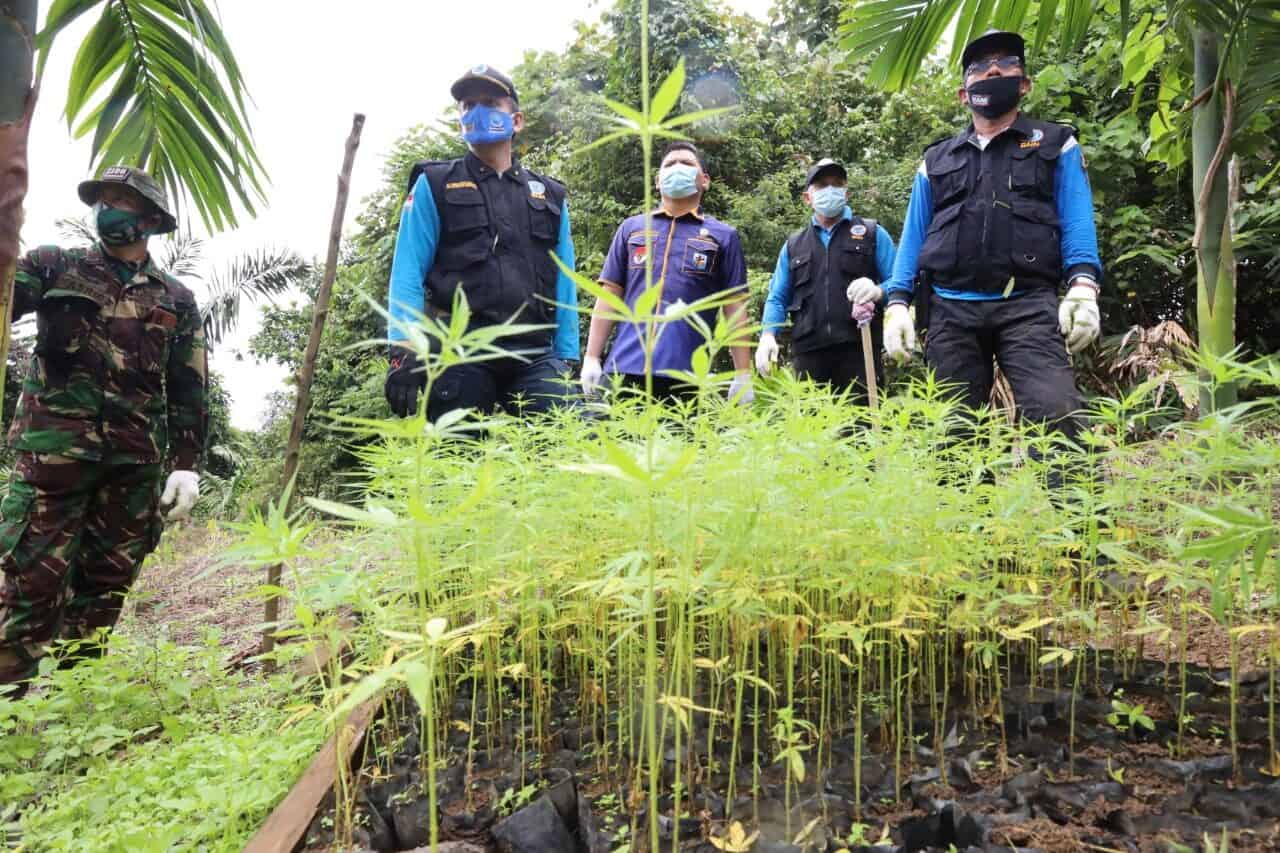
left=874, top=30, right=1103, bottom=488
left=384, top=65, right=580, bottom=421
left=757, top=159, right=897, bottom=401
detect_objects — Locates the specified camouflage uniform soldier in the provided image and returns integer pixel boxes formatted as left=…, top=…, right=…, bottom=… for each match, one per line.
left=0, top=167, right=207, bottom=694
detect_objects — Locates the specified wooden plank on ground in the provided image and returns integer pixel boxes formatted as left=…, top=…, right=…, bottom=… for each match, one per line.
left=243, top=693, right=381, bottom=853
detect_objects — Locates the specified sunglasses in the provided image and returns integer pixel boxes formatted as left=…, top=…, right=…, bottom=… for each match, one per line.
left=965, top=55, right=1024, bottom=77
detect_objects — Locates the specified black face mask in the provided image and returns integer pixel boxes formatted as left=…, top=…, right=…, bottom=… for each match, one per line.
left=965, top=75, right=1024, bottom=119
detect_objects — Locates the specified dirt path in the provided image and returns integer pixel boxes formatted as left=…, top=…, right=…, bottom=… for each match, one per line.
left=116, top=524, right=266, bottom=660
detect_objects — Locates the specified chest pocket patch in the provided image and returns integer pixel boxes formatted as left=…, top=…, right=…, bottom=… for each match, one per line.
left=441, top=188, right=489, bottom=234
left=627, top=234, right=654, bottom=269
left=527, top=194, right=561, bottom=243
left=681, top=237, right=719, bottom=277
left=1010, top=144, right=1061, bottom=199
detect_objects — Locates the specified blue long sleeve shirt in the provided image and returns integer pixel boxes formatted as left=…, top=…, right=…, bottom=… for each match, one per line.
left=762, top=207, right=897, bottom=334
left=884, top=134, right=1102, bottom=305
left=386, top=173, right=580, bottom=360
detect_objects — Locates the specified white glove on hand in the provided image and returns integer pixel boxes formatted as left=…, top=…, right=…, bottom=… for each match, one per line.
left=846, top=277, right=883, bottom=306
left=1059, top=282, right=1101, bottom=354
left=882, top=303, right=916, bottom=364
left=755, top=333, right=780, bottom=375
left=728, top=372, right=754, bottom=405
left=161, top=470, right=199, bottom=521
left=580, top=356, right=604, bottom=395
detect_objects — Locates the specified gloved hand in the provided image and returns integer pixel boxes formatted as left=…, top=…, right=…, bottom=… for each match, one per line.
left=580, top=355, right=605, bottom=395
left=846, top=277, right=883, bottom=306
left=755, top=333, right=779, bottom=375
left=851, top=301, right=875, bottom=327
left=160, top=471, right=199, bottom=520
left=728, top=372, right=754, bottom=405
left=385, top=347, right=426, bottom=416
left=883, top=302, right=916, bottom=364
left=1058, top=281, right=1101, bottom=354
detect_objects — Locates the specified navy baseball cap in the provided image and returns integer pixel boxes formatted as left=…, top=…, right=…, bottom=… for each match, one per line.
left=450, top=64, right=519, bottom=104
left=960, top=30, right=1026, bottom=73
left=805, top=158, right=847, bottom=188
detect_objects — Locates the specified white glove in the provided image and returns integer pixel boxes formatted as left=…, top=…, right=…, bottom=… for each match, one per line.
left=160, top=470, right=199, bottom=520
left=882, top=303, right=916, bottom=364
left=580, top=356, right=604, bottom=395
left=1059, top=282, right=1101, bottom=354
left=846, top=277, right=883, bottom=306
left=755, top=333, right=780, bottom=375
left=728, top=372, right=754, bottom=405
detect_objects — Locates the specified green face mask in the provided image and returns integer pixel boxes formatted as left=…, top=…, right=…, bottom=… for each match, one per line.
left=94, top=202, right=150, bottom=246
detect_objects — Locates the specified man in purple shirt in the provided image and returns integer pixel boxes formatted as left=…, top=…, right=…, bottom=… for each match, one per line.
left=580, top=142, right=752, bottom=402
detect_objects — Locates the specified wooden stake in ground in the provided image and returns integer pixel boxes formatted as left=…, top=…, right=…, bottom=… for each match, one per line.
left=0, top=0, right=39, bottom=422
left=261, top=113, right=365, bottom=658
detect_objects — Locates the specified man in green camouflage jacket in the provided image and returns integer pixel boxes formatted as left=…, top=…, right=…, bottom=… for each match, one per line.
left=0, top=166, right=207, bottom=695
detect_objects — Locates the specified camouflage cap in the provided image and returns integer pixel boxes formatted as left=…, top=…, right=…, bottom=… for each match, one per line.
left=77, top=166, right=177, bottom=234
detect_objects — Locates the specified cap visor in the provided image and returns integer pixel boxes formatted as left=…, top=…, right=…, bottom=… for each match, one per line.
left=77, top=180, right=105, bottom=206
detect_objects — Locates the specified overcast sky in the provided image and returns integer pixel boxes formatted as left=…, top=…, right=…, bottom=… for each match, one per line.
left=21, top=0, right=775, bottom=430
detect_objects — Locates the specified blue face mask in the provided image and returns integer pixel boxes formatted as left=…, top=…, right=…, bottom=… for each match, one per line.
left=460, top=104, right=515, bottom=145
left=810, top=185, right=847, bottom=218
left=659, top=163, right=700, bottom=199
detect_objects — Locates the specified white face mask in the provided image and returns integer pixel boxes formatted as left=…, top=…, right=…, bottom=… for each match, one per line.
left=810, top=185, right=847, bottom=218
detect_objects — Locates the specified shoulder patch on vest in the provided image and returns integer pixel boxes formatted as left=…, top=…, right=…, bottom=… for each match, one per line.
left=527, top=180, right=546, bottom=199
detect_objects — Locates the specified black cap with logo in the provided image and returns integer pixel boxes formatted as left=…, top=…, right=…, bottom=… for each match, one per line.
left=805, top=158, right=847, bottom=188
left=960, top=30, right=1026, bottom=74
left=450, top=64, right=519, bottom=104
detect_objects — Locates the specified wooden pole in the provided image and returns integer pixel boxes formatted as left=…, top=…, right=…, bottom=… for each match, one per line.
left=860, top=321, right=878, bottom=411
left=261, top=113, right=364, bottom=658
left=0, top=0, right=39, bottom=421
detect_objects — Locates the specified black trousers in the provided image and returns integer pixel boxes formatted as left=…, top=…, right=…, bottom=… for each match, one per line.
left=792, top=339, right=883, bottom=404
left=427, top=353, right=576, bottom=421
left=925, top=289, right=1083, bottom=493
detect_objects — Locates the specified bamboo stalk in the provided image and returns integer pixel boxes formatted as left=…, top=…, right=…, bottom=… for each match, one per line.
left=0, top=0, right=38, bottom=422
left=261, top=113, right=365, bottom=658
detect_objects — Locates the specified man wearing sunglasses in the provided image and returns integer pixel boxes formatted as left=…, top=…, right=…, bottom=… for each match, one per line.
left=866, top=30, right=1102, bottom=491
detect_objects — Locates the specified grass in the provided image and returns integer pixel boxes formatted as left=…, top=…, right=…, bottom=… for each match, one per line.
left=0, top=632, right=325, bottom=851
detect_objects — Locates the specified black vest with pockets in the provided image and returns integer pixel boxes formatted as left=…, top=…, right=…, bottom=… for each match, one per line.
left=917, top=117, right=1071, bottom=294
left=785, top=217, right=880, bottom=354
left=410, top=153, right=565, bottom=350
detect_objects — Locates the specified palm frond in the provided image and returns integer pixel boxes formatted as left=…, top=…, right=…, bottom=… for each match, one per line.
left=157, top=231, right=205, bottom=278
left=837, top=0, right=1098, bottom=90
left=201, top=248, right=311, bottom=345
left=54, top=214, right=98, bottom=246
left=36, top=0, right=267, bottom=234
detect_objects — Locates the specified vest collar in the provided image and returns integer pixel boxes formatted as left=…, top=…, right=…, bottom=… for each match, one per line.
left=958, top=113, right=1035, bottom=149
left=464, top=150, right=527, bottom=184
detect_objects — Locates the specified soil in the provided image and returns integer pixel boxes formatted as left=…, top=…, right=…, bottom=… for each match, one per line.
left=117, top=524, right=265, bottom=653
left=301, top=652, right=1280, bottom=853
